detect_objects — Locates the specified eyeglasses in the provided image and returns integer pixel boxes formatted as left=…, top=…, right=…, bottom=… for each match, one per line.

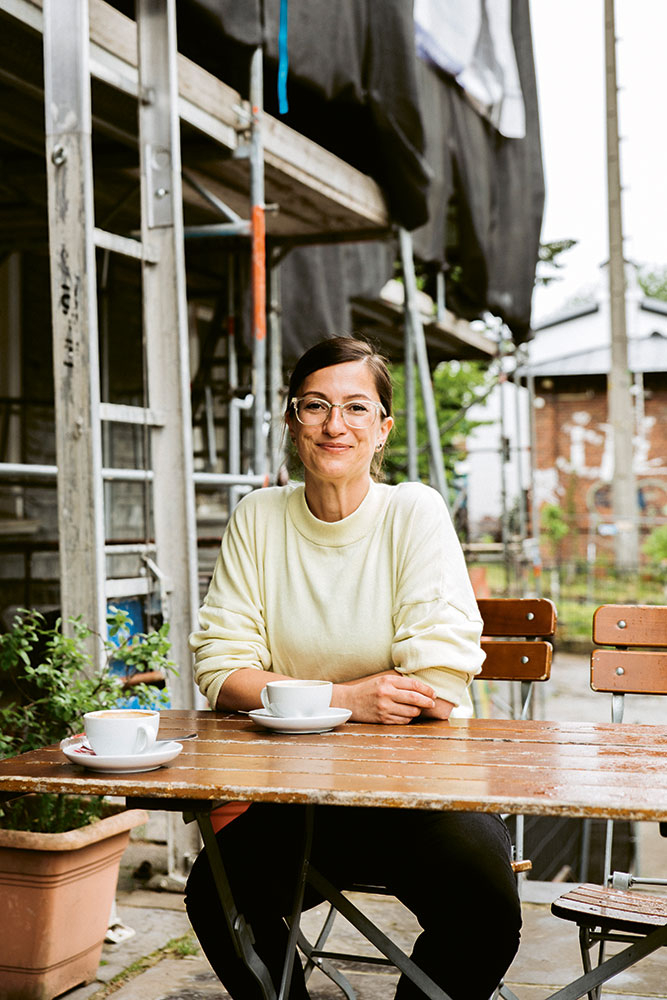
left=290, top=396, right=386, bottom=428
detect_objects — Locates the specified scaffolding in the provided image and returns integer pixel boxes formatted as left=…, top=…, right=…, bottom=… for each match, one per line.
left=0, top=0, right=499, bottom=876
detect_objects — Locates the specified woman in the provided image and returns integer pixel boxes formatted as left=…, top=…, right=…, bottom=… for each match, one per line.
left=186, top=337, right=521, bottom=1000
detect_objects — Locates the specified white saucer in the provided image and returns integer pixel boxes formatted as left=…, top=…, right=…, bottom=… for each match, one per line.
left=60, top=735, right=183, bottom=773
left=248, top=707, right=352, bottom=734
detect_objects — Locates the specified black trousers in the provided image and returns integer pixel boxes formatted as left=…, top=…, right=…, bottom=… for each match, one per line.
left=185, top=803, right=522, bottom=1000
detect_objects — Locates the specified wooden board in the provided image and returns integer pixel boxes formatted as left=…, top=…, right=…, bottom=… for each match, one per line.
left=478, top=598, right=557, bottom=638
left=593, top=605, right=667, bottom=648
left=591, top=649, right=667, bottom=694
left=479, top=641, right=551, bottom=681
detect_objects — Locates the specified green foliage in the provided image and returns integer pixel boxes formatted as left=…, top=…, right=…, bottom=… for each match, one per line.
left=642, top=525, right=667, bottom=567
left=107, top=607, right=175, bottom=686
left=535, top=239, right=578, bottom=286
left=638, top=265, right=667, bottom=302
left=0, top=794, right=107, bottom=834
left=540, top=503, right=569, bottom=554
left=0, top=608, right=175, bottom=832
left=385, top=360, right=492, bottom=498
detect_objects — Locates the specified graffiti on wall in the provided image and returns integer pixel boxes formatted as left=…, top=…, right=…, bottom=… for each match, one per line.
left=536, top=408, right=667, bottom=509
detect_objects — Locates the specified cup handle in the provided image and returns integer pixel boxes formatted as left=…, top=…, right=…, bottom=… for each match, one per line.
left=136, top=724, right=157, bottom=754
left=260, top=688, right=274, bottom=714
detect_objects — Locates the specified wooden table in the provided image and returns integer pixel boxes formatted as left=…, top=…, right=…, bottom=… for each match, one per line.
left=2, top=711, right=667, bottom=1000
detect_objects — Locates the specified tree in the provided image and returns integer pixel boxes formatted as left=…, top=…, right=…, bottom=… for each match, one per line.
left=535, top=239, right=578, bottom=286
left=385, top=360, right=493, bottom=493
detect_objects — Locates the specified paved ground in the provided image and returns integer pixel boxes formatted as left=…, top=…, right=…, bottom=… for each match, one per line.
left=62, top=652, right=666, bottom=1000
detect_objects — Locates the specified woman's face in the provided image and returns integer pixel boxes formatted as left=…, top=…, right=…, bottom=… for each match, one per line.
left=287, top=360, right=393, bottom=490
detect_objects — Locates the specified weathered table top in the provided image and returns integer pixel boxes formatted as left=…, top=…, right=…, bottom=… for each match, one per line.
left=1, top=711, right=667, bottom=822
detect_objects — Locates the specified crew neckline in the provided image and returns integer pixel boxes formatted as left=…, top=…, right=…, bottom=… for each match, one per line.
left=287, top=482, right=388, bottom=546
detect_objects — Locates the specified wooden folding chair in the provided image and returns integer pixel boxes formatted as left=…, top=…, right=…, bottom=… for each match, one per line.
left=551, top=604, right=667, bottom=1000
left=297, top=596, right=557, bottom=1000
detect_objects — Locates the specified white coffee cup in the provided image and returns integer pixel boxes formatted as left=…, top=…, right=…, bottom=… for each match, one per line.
left=260, top=679, right=333, bottom=718
left=84, top=709, right=160, bottom=757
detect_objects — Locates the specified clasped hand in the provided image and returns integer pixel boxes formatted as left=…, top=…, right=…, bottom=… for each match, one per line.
left=332, top=670, right=453, bottom=724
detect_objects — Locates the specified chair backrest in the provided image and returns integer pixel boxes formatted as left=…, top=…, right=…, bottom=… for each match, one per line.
left=477, top=597, right=557, bottom=682
left=592, top=604, right=667, bottom=703
left=591, top=604, right=667, bottom=878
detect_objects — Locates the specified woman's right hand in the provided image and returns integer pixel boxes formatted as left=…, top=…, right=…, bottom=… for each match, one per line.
left=332, top=670, right=437, bottom=725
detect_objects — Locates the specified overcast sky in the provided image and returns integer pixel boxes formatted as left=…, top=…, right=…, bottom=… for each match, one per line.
left=528, top=0, right=667, bottom=321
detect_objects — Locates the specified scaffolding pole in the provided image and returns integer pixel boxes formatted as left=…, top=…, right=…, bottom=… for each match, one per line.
left=250, top=46, right=267, bottom=477
left=403, top=289, right=418, bottom=482
left=399, top=228, right=449, bottom=506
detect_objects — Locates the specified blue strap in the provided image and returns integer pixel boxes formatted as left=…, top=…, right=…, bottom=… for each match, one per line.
left=278, top=0, right=289, bottom=114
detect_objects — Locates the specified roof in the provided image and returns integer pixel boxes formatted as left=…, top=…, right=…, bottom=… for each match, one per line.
left=516, top=331, right=667, bottom=378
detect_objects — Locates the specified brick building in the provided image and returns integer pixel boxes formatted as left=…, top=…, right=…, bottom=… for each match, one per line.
left=522, top=283, right=667, bottom=564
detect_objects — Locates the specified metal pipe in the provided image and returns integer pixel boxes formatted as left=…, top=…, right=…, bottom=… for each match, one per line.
left=0, top=462, right=265, bottom=488
left=435, top=269, right=446, bottom=323
left=498, top=340, right=511, bottom=594
left=204, top=384, right=217, bottom=468
left=513, top=352, right=528, bottom=543
left=184, top=222, right=251, bottom=238
left=398, top=228, right=449, bottom=506
left=181, top=170, right=245, bottom=223
left=249, top=46, right=267, bottom=476
left=226, top=254, right=242, bottom=510
left=403, top=290, right=418, bottom=482
left=526, top=370, right=542, bottom=595
left=268, top=254, right=285, bottom=476
left=105, top=543, right=156, bottom=555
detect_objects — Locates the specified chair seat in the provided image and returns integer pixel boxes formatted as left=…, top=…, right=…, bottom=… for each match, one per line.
left=552, top=883, right=667, bottom=935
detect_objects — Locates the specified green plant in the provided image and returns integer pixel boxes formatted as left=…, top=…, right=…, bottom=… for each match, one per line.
left=385, top=359, right=493, bottom=498
left=541, top=503, right=569, bottom=558
left=0, top=607, right=175, bottom=832
left=642, top=524, right=667, bottom=569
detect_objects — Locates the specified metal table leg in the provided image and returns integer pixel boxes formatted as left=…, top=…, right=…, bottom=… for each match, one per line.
left=277, top=803, right=314, bottom=1000
left=195, top=809, right=277, bottom=1000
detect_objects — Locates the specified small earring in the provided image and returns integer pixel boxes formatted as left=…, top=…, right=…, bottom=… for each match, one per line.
left=375, top=442, right=384, bottom=452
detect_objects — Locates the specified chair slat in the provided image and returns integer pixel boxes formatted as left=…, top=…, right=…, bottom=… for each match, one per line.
left=478, top=598, right=556, bottom=638
left=479, top=641, right=552, bottom=682
left=591, top=649, right=667, bottom=695
left=593, top=605, right=667, bottom=648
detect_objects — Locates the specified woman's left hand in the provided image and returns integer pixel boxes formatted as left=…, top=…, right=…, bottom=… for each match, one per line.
left=332, top=670, right=454, bottom=724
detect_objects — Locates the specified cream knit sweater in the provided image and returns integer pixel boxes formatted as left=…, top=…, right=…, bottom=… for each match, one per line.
left=190, top=480, right=485, bottom=714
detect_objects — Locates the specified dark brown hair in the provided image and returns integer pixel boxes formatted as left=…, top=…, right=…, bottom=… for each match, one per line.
left=285, top=336, right=393, bottom=417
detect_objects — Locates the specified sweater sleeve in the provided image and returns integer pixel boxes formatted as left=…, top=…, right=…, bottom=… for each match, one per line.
left=390, top=486, right=485, bottom=707
left=189, top=498, right=271, bottom=709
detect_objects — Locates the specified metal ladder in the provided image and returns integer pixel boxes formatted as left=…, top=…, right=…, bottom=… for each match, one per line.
left=43, top=0, right=200, bottom=876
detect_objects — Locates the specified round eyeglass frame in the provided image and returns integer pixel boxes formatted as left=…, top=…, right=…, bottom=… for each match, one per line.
left=290, top=396, right=387, bottom=428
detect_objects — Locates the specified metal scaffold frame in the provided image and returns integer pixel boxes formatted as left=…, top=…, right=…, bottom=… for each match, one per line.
left=0, top=0, right=495, bottom=874
left=40, top=0, right=204, bottom=877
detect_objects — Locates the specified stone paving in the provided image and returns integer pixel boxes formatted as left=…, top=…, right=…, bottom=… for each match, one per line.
left=63, top=652, right=666, bottom=1000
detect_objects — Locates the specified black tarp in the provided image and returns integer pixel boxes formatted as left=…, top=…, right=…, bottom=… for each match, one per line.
left=412, top=0, right=544, bottom=342
left=110, top=1, right=543, bottom=347
left=278, top=241, right=396, bottom=367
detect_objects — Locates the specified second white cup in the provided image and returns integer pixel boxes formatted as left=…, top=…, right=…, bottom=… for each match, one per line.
left=260, top=679, right=333, bottom=718
left=84, top=708, right=160, bottom=757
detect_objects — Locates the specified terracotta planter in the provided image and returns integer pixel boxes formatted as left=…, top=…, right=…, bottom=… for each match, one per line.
left=0, top=808, right=148, bottom=1000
